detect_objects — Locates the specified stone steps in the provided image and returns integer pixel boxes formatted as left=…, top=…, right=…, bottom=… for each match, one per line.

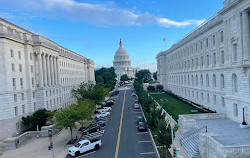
left=176, top=127, right=202, bottom=158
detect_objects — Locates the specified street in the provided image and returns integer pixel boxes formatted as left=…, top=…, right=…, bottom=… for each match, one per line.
left=81, top=85, right=156, bottom=158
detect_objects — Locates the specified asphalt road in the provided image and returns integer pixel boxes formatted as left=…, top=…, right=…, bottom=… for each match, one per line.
left=83, top=85, right=157, bottom=158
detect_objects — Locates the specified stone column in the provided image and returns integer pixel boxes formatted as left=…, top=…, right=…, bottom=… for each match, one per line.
left=47, top=55, right=51, bottom=86
left=242, top=10, right=250, bottom=60
left=37, top=52, right=43, bottom=87
left=53, top=56, right=57, bottom=86
left=56, top=57, right=60, bottom=85
left=42, top=53, right=47, bottom=86
left=50, top=55, right=54, bottom=86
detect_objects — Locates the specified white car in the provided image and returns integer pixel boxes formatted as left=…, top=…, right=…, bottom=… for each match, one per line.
left=68, top=139, right=102, bottom=157
left=96, top=111, right=110, bottom=119
left=98, top=107, right=112, bottom=113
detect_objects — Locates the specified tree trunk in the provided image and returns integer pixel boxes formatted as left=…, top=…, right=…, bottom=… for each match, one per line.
left=70, top=127, right=73, bottom=141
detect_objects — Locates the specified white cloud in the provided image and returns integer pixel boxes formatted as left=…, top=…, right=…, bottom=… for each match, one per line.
left=0, top=0, right=205, bottom=27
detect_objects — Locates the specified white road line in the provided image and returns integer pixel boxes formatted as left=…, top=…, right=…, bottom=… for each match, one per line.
left=137, top=132, right=148, bottom=135
left=78, top=151, right=97, bottom=157
left=138, top=141, right=152, bottom=143
left=139, top=152, right=155, bottom=155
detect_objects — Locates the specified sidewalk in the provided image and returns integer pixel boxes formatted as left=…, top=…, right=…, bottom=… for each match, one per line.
left=0, top=127, right=81, bottom=158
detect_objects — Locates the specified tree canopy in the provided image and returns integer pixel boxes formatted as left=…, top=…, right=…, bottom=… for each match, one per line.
left=135, top=69, right=151, bottom=83
left=120, top=74, right=129, bottom=82
left=95, top=67, right=117, bottom=90
left=153, top=72, right=157, bottom=81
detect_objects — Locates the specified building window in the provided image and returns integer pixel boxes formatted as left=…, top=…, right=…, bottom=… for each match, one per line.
left=214, top=95, right=216, bottom=105
left=20, top=78, right=23, bottom=88
left=206, top=74, right=209, bottom=87
left=30, top=53, right=33, bottom=60
left=221, top=97, right=225, bottom=107
left=18, top=51, right=21, bottom=59
left=213, top=53, right=216, bottom=66
left=10, top=49, right=14, bottom=57
left=207, top=94, right=210, bottom=103
left=22, top=93, right=24, bottom=100
left=232, top=74, right=237, bottom=93
left=213, top=35, right=216, bottom=45
left=200, top=41, right=203, bottom=50
left=13, top=78, right=16, bottom=88
left=206, top=38, right=209, bottom=47
left=201, top=56, right=203, bottom=67
left=195, top=75, right=198, bottom=86
left=201, top=75, right=203, bottom=87
left=233, top=103, right=238, bottom=116
left=221, top=51, right=224, bottom=65
left=207, top=55, right=209, bottom=66
left=33, top=102, right=36, bottom=111
left=12, top=63, right=15, bottom=72
left=33, top=92, right=35, bottom=98
left=32, top=78, right=34, bottom=86
left=46, top=91, right=48, bottom=97
left=14, top=94, right=17, bottom=102
left=213, top=74, right=216, bottom=88
left=15, top=107, right=18, bottom=116
left=196, top=58, right=198, bottom=68
left=232, top=44, right=238, bottom=62
left=19, top=64, right=22, bottom=72
left=22, top=105, right=25, bottom=113
left=220, top=31, right=224, bottom=42
left=220, top=74, right=225, bottom=90
left=201, top=92, right=204, bottom=100
left=31, top=65, right=33, bottom=73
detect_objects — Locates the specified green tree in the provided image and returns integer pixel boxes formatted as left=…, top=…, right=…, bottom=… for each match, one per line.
left=96, top=76, right=104, bottom=84
left=135, top=69, right=151, bottom=83
left=76, top=99, right=95, bottom=127
left=153, top=72, right=157, bottom=80
left=156, top=119, right=172, bottom=149
left=22, top=108, right=50, bottom=130
left=156, top=85, right=164, bottom=92
left=72, top=83, right=109, bottom=105
left=55, top=105, right=79, bottom=142
left=147, top=86, right=156, bottom=92
left=120, top=74, right=129, bottom=82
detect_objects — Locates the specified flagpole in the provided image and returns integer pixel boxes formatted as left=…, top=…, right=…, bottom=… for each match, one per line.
left=165, top=41, right=166, bottom=51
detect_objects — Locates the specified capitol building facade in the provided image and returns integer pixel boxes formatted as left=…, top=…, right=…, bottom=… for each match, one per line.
left=113, top=39, right=139, bottom=81
left=0, top=18, right=95, bottom=140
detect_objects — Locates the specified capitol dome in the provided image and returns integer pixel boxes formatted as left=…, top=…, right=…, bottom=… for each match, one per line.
left=113, top=39, right=131, bottom=67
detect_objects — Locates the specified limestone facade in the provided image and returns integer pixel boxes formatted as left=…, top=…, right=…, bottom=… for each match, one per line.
left=0, top=18, right=95, bottom=140
left=156, top=0, right=250, bottom=125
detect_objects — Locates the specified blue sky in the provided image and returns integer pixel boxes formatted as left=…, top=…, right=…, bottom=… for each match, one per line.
left=0, top=0, right=224, bottom=71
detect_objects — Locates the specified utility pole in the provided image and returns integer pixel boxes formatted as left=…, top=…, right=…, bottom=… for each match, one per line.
left=48, top=129, right=54, bottom=158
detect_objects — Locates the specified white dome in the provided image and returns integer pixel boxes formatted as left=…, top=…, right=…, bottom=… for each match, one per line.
left=114, top=39, right=129, bottom=60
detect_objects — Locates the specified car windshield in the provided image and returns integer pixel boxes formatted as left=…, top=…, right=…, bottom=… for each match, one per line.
left=139, top=122, right=144, bottom=126
left=74, top=143, right=81, bottom=148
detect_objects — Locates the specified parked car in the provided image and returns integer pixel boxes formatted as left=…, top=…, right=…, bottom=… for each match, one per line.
left=131, top=92, right=136, bottom=97
left=94, top=120, right=106, bottom=127
left=96, top=111, right=110, bottom=119
left=137, top=116, right=145, bottom=125
left=68, top=139, right=102, bottom=156
left=82, top=124, right=101, bottom=135
left=110, top=90, right=119, bottom=96
left=133, top=102, right=140, bottom=109
left=103, top=100, right=114, bottom=107
left=137, top=122, right=147, bottom=131
left=98, top=107, right=111, bottom=113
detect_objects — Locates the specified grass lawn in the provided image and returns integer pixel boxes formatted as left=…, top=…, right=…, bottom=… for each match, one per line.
left=149, top=80, right=157, bottom=84
left=150, top=92, right=206, bottom=121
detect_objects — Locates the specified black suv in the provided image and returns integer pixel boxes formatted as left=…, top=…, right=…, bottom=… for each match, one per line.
left=111, top=90, right=119, bottom=96
left=103, top=100, right=114, bottom=107
left=82, top=124, right=101, bottom=135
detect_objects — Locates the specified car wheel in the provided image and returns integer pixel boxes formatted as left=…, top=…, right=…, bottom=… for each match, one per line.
left=75, top=151, right=80, bottom=157
left=94, top=144, right=99, bottom=150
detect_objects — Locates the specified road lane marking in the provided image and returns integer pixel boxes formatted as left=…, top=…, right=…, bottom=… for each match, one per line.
left=114, top=90, right=126, bottom=158
left=137, top=132, right=148, bottom=135
left=140, top=152, right=155, bottom=155
left=138, top=141, right=152, bottom=143
left=134, top=112, right=142, bottom=114
left=134, top=116, right=142, bottom=117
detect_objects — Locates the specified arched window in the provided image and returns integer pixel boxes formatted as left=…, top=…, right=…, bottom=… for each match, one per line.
left=195, top=75, right=198, bottom=86
left=213, top=74, right=216, bottom=88
left=201, top=75, right=203, bottom=87
left=206, top=74, right=209, bottom=87
left=220, top=74, right=225, bottom=90
left=185, top=76, right=187, bottom=85
left=232, top=74, right=237, bottom=93
left=191, top=75, right=194, bottom=85
left=188, top=75, right=190, bottom=86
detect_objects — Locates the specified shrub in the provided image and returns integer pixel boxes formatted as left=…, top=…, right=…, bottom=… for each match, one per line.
left=147, top=86, right=156, bottom=92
